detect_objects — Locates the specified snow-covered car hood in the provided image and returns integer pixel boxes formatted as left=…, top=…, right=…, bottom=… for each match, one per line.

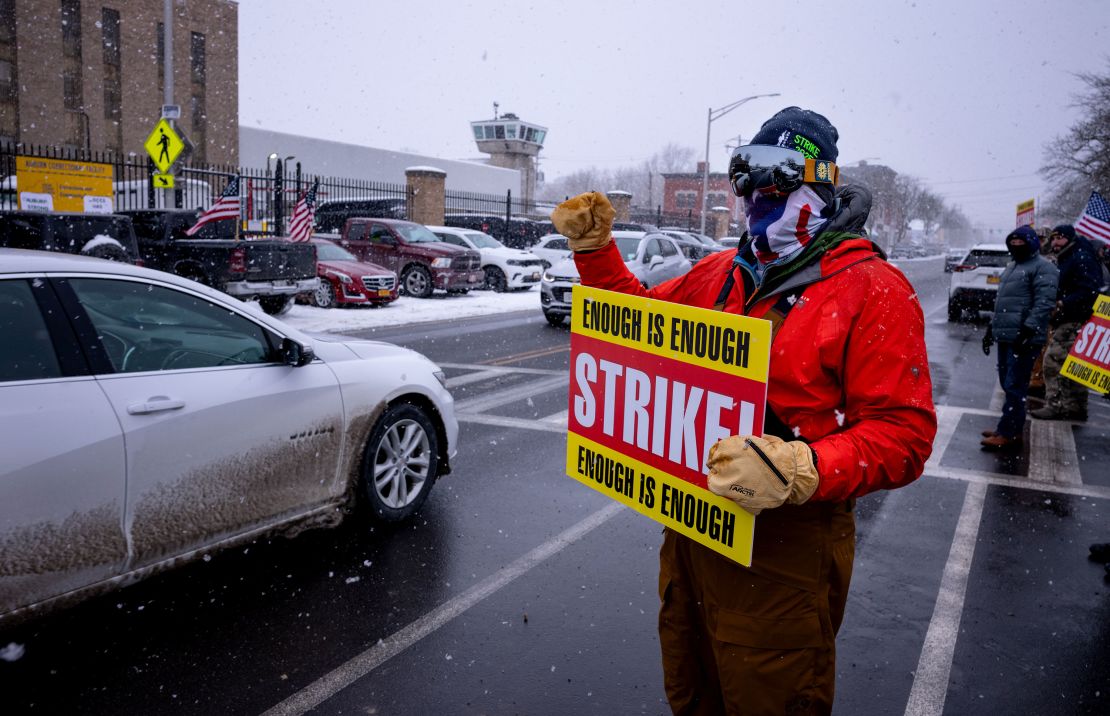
left=485, top=246, right=540, bottom=261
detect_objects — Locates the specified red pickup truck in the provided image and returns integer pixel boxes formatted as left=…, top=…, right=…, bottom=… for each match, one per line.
left=335, top=218, right=483, bottom=298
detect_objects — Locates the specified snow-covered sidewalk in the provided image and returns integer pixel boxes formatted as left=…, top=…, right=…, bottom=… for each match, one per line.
left=281, top=287, right=541, bottom=333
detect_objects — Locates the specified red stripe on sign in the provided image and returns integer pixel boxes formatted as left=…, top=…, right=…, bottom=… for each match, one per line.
left=568, top=332, right=767, bottom=490
left=1071, top=314, right=1110, bottom=368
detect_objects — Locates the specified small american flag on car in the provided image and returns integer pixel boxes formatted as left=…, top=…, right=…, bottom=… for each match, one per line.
left=1076, top=190, right=1110, bottom=246
left=185, top=176, right=241, bottom=236
left=288, top=179, right=319, bottom=242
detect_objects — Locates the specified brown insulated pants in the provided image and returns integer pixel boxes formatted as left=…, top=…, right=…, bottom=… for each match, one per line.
left=658, top=500, right=855, bottom=715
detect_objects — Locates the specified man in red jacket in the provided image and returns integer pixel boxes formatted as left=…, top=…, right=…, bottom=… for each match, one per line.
left=552, top=107, right=936, bottom=715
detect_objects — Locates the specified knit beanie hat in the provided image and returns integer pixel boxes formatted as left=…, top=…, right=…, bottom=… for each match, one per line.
left=749, top=107, right=839, bottom=163
left=1052, top=224, right=1077, bottom=242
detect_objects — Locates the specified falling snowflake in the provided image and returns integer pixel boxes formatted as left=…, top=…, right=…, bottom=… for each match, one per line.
left=834, top=409, right=845, bottom=426
left=0, top=642, right=25, bottom=662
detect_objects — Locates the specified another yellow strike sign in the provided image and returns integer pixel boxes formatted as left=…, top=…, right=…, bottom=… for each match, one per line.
left=144, top=119, right=185, bottom=173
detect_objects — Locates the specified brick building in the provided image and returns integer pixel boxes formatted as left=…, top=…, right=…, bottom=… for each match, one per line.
left=661, top=162, right=744, bottom=234
left=0, top=0, right=238, bottom=165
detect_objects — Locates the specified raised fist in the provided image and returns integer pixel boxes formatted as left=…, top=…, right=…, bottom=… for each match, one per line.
left=550, top=191, right=616, bottom=252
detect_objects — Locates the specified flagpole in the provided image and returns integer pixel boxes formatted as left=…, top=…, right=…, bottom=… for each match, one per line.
left=235, top=174, right=241, bottom=242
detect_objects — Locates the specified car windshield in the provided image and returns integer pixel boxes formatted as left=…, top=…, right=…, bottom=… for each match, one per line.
left=464, top=232, right=502, bottom=249
left=394, top=223, right=442, bottom=243
left=614, top=237, right=642, bottom=261
left=964, top=250, right=1010, bottom=268
left=314, top=241, right=357, bottom=261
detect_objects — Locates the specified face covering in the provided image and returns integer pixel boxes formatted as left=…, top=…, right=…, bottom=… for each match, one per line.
left=1007, top=240, right=1033, bottom=262
left=743, top=184, right=829, bottom=265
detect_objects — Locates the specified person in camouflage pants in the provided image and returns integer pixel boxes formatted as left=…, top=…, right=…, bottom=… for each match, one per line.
left=1032, top=225, right=1103, bottom=421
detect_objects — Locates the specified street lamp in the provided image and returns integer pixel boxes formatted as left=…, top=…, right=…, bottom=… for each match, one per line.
left=266, top=152, right=279, bottom=175
left=700, top=93, right=780, bottom=234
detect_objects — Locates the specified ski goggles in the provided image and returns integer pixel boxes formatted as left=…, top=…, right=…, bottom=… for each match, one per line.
left=728, top=145, right=839, bottom=198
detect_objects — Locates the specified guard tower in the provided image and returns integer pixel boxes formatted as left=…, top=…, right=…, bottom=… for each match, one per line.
left=471, top=105, right=547, bottom=210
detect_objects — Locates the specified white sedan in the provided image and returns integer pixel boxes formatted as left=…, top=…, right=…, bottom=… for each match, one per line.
left=0, top=248, right=458, bottom=626
left=428, top=225, right=545, bottom=292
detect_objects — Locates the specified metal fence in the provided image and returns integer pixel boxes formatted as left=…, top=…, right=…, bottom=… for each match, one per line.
left=444, top=188, right=555, bottom=222
left=629, top=206, right=701, bottom=230
left=0, top=142, right=410, bottom=237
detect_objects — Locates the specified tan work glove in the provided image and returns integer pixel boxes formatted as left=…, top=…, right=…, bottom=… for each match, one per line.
left=707, top=435, right=819, bottom=515
left=550, top=191, right=616, bottom=252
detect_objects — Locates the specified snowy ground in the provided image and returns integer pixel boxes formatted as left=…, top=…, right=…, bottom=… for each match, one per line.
left=281, top=287, right=541, bottom=333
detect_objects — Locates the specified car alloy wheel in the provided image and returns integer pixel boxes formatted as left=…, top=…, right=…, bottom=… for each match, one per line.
left=484, top=266, right=508, bottom=292
left=312, top=280, right=336, bottom=308
left=361, top=403, right=439, bottom=521
left=402, top=265, right=433, bottom=298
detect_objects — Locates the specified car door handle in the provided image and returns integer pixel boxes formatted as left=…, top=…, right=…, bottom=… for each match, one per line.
left=127, top=396, right=186, bottom=415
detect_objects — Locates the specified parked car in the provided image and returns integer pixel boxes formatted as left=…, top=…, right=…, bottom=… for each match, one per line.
left=307, top=237, right=398, bottom=308
left=718, top=236, right=743, bottom=249
left=442, top=214, right=543, bottom=249
left=944, top=248, right=967, bottom=273
left=531, top=233, right=573, bottom=268
left=540, top=231, right=691, bottom=326
left=0, top=210, right=140, bottom=263
left=612, top=221, right=659, bottom=232
left=335, top=218, right=483, bottom=298
left=428, top=225, right=544, bottom=291
left=314, top=197, right=408, bottom=234
left=660, top=229, right=720, bottom=263
left=948, top=243, right=1010, bottom=321
left=120, top=209, right=319, bottom=315
left=0, top=248, right=457, bottom=626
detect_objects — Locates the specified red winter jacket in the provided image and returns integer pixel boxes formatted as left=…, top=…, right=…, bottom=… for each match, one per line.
left=574, top=238, right=936, bottom=502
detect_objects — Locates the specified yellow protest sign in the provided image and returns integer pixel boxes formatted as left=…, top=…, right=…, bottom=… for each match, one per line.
left=565, top=285, right=772, bottom=566
left=15, top=156, right=114, bottom=213
left=1061, top=294, right=1110, bottom=393
left=144, top=119, right=185, bottom=173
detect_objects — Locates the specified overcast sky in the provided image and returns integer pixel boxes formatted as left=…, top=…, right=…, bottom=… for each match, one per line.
left=237, top=0, right=1107, bottom=230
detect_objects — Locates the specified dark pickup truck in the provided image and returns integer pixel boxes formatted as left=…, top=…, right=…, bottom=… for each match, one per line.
left=121, top=209, right=318, bottom=314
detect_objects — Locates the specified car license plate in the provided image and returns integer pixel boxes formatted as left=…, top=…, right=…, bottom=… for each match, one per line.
left=377, top=289, right=391, bottom=296
left=563, top=290, right=574, bottom=303
left=987, top=275, right=1001, bottom=284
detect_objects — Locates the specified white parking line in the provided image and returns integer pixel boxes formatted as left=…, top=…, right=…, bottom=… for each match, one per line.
left=454, top=375, right=568, bottom=414
left=904, top=480, right=987, bottom=716
left=458, top=413, right=566, bottom=433
left=259, top=502, right=624, bottom=716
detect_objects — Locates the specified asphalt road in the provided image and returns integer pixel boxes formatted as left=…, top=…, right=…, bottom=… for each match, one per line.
left=2, top=258, right=1108, bottom=715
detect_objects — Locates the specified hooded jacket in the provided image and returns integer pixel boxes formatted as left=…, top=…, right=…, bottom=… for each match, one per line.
left=573, top=187, right=935, bottom=502
left=1052, top=233, right=1103, bottom=326
left=990, top=252, right=1059, bottom=344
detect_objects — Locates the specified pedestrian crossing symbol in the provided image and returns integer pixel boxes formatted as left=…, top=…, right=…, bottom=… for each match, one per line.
left=144, top=119, right=186, bottom=173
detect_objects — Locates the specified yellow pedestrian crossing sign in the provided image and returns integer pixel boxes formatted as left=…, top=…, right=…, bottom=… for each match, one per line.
left=152, top=172, right=175, bottom=189
left=144, top=119, right=186, bottom=173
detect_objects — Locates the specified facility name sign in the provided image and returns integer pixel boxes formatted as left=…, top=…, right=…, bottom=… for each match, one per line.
left=15, top=157, right=114, bottom=213
left=1062, top=294, right=1110, bottom=393
left=565, top=285, right=771, bottom=566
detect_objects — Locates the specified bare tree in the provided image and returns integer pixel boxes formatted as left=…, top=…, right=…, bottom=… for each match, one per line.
left=538, top=143, right=697, bottom=208
left=1041, top=62, right=1110, bottom=220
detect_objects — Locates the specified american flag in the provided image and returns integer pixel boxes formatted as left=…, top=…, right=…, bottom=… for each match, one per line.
left=186, top=176, right=241, bottom=236
left=1076, top=190, right=1110, bottom=246
left=288, top=179, right=319, bottom=242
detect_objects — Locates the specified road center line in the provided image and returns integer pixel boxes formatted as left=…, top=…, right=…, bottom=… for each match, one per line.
left=260, top=502, right=624, bottom=716
left=904, top=480, right=986, bottom=716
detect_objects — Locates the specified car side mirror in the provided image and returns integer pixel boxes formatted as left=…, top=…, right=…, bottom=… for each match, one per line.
left=281, top=337, right=315, bottom=367
left=647, top=255, right=664, bottom=268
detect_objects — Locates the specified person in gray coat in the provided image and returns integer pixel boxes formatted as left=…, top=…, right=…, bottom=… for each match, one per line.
left=981, top=225, right=1059, bottom=449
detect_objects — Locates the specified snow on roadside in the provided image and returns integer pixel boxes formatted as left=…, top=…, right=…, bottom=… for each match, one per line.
left=281, top=287, right=541, bottom=333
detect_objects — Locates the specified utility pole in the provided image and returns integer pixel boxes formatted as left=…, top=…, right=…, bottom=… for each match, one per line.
left=162, top=0, right=174, bottom=209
